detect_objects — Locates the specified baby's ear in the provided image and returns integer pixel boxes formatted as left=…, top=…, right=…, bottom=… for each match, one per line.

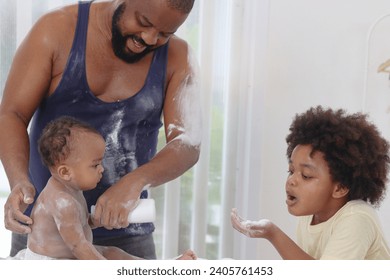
left=333, top=183, right=349, bottom=199
left=57, top=165, right=72, bottom=181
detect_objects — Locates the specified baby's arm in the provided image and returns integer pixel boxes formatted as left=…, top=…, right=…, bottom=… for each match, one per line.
left=231, top=208, right=313, bottom=260
left=54, top=198, right=106, bottom=260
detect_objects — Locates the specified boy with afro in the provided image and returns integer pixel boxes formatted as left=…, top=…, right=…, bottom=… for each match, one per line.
left=231, top=106, right=390, bottom=259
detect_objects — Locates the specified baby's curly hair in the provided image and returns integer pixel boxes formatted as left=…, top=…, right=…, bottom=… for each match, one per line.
left=38, top=116, right=101, bottom=168
left=286, top=106, right=390, bottom=206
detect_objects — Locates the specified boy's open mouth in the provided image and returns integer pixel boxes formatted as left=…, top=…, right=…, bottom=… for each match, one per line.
left=286, top=193, right=297, bottom=206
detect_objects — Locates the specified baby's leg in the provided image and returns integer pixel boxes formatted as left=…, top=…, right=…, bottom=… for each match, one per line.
left=95, top=245, right=142, bottom=260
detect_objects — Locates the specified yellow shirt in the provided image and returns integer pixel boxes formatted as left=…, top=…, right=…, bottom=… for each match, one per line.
left=297, top=200, right=390, bottom=259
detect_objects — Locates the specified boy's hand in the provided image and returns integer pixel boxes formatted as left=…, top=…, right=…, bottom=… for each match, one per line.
left=230, top=208, right=273, bottom=239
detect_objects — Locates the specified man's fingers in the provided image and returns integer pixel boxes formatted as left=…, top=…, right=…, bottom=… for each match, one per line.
left=4, top=208, right=32, bottom=234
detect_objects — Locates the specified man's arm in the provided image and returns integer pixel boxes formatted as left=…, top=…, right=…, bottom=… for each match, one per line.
left=92, top=38, right=201, bottom=229
left=0, top=10, right=69, bottom=233
left=135, top=39, right=201, bottom=186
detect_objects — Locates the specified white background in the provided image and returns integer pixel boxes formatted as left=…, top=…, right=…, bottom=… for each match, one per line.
left=245, top=0, right=390, bottom=259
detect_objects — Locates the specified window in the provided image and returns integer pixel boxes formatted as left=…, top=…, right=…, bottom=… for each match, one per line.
left=0, top=0, right=268, bottom=259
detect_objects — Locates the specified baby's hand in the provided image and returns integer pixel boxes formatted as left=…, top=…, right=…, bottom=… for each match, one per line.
left=176, top=249, right=197, bottom=260
left=230, top=208, right=273, bottom=239
left=88, top=214, right=98, bottom=229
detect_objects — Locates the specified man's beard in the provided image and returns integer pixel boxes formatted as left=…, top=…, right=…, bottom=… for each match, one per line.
left=111, top=3, right=154, bottom=64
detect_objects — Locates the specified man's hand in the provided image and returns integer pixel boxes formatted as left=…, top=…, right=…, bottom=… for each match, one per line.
left=4, top=182, right=35, bottom=234
left=92, top=183, right=140, bottom=230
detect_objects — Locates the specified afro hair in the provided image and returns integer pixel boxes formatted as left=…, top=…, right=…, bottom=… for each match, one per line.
left=286, top=106, right=390, bottom=206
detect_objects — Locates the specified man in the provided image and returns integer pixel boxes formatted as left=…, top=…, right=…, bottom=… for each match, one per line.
left=0, top=0, right=200, bottom=259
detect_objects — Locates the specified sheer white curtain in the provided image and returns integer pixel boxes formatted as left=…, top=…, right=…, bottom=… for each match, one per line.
left=157, top=0, right=270, bottom=259
left=0, top=0, right=269, bottom=260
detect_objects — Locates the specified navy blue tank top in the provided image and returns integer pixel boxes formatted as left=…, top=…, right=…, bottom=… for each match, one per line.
left=28, top=1, right=168, bottom=238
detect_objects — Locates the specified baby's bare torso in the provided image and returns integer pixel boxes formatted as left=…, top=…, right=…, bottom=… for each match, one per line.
left=27, top=178, right=92, bottom=259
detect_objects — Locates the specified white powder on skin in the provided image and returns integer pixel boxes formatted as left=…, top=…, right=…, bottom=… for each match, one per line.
left=55, top=197, right=72, bottom=211
left=167, top=124, right=185, bottom=138
left=119, top=199, right=139, bottom=212
left=54, top=197, right=74, bottom=227
left=33, top=203, right=45, bottom=214
left=53, top=198, right=85, bottom=239
left=167, top=46, right=202, bottom=147
left=30, top=204, right=47, bottom=247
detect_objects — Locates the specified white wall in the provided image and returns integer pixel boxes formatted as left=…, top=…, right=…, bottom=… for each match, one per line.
left=257, top=0, right=390, bottom=259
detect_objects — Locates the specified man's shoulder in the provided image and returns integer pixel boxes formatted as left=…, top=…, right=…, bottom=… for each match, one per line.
left=166, top=36, right=194, bottom=73
left=168, top=35, right=190, bottom=56
left=26, top=4, right=79, bottom=54
left=39, top=4, right=78, bottom=30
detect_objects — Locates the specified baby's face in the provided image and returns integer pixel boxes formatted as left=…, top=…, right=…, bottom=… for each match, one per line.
left=65, top=132, right=106, bottom=191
